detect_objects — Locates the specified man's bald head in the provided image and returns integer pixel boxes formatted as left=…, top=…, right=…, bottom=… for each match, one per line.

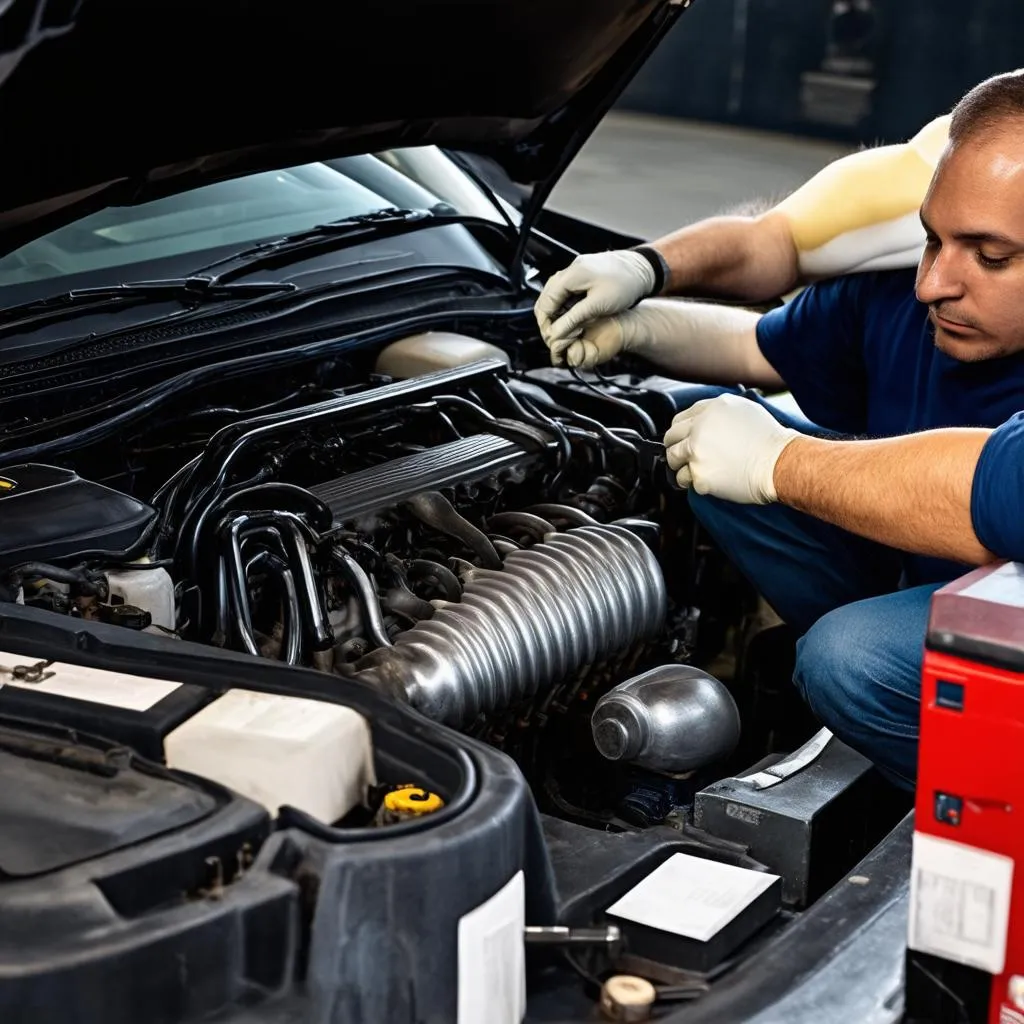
left=949, top=70, right=1024, bottom=147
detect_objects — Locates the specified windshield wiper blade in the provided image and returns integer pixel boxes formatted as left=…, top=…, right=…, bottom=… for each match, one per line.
left=0, top=277, right=298, bottom=337
left=191, top=206, right=448, bottom=281
left=0, top=206, right=475, bottom=342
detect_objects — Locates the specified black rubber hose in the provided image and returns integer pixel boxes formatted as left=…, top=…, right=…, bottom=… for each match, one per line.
left=330, top=545, right=393, bottom=650
left=70, top=513, right=162, bottom=566
left=569, top=365, right=659, bottom=438
left=6, top=562, right=106, bottom=595
left=403, top=491, right=502, bottom=570
left=215, top=482, right=334, bottom=533
left=517, top=389, right=641, bottom=480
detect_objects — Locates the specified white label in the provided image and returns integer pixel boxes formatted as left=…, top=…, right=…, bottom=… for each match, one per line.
left=909, top=831, right=1014, bottom=974
left=0, top=651, right=181, bottom=711
left=960, top=561, right=1024, bottom=609
left=457, top=871, right=525, bottom=1024
left=190, top=689, right=344, bottom=742
left=605, top=852, right=779, bottom=943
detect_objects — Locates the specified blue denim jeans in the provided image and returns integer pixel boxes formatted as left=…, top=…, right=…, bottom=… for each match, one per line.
left=664, top=383, right=937, bottom=789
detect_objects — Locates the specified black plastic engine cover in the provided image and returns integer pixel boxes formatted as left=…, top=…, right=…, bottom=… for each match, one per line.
left=0, top=465, right=155, bottom=568
left=0, top=719, right=222, bottom=878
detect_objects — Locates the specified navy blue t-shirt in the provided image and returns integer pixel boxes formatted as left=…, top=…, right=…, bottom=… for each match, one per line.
left=756, top=268, right=1024, bottom=583
left=972, top=413, right=1024, bottom=563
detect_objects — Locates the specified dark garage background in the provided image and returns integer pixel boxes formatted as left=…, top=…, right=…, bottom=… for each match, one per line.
left=618, top=0, right=1024, bottom=145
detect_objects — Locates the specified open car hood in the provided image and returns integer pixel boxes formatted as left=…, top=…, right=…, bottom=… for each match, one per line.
left=0, top=0, right=687, bottom=253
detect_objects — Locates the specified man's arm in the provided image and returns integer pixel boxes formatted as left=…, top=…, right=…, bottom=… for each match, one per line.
left=651, top=115, right=950, bottom=295
left=648, top=210, right=798, bottom=302
left=555, top=297, right=785, bottom=388
left=534, top=215, right=798, bottom=348
left=774, top=431, right=993, bottom=565
left=536, top=115, right=950, bottom=350
left=664, top=394, right=995, bottom=565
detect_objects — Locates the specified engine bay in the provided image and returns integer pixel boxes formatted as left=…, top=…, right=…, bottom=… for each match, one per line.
left=0, top=321, right=912, bottom=1021
left=0, top=328, right=746, bottom=825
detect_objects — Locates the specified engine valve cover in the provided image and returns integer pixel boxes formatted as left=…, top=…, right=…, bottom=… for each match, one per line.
left=0, top=465, right=156, bottom=569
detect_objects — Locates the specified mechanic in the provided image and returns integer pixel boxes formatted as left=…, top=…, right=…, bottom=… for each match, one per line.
left=533, top=71, right=1024, bottom=789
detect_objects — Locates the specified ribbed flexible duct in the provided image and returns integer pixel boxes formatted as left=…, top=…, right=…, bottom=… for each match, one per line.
left=353, top=523, right=666, bottom=726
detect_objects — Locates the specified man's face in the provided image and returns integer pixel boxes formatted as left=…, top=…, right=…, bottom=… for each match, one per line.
left=916, top=126, right=1024, bottom=362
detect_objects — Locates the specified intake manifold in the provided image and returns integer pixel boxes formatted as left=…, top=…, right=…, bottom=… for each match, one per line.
left=352, top=522, right=666, bottom=726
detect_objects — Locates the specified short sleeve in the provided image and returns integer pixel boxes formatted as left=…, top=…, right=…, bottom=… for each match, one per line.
left=755, top=276, right=870, bottom=435
left=971, top=413, right=1024, bottom=561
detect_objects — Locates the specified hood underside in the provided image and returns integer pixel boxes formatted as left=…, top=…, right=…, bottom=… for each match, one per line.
left=0, top=0, right=685, bottom=250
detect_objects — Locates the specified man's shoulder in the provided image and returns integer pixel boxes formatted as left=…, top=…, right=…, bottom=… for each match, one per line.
left=809, top=266, right=918, bottom=299
left=763, top=268, right=921, bottom=344
left=801, top=266, right=920, bottom=316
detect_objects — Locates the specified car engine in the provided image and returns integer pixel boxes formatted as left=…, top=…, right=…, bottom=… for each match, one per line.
left=0, top=326, right=914, bottom=1024
left=0, top=335, right=743, bottom=824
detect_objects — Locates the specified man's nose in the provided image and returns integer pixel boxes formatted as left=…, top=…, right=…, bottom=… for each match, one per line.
left=916, top=247, right=965, bottom=305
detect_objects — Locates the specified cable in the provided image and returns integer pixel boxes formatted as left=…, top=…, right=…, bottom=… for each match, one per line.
left=569, top=365, right=659, bottom=437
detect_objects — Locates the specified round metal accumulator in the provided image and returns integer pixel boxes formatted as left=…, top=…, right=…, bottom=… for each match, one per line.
left=591, top=664, right=741, bottom=774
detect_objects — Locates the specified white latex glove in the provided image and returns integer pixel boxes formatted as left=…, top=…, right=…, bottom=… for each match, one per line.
left=554, top=308, right=642, bottom=370
left=534, top=250, right=656, bottom=363
left=663, top=393, right=800, bottom=503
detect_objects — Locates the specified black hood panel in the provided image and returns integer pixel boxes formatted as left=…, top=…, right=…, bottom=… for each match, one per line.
left=0, top=0, right=683, bottom=249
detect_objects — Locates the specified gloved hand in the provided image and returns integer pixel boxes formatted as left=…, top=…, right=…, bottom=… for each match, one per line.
left=551, top=307, right=643, bottom=369
left=534, top=250, right=657, bottom=362
left=663, top=393, right=800, bottom=503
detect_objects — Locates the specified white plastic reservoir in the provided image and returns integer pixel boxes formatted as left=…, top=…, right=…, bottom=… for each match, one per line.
left=105, top=567, right=176, bottom=632
left=164, top=688, right=376, bottom=823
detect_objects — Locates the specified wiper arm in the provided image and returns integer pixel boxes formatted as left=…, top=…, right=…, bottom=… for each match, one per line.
left=0, top=206, right=491, bottom=342
left=190, top=206, right=452, bottom=281
left=0, top=277, right=297, bottom=337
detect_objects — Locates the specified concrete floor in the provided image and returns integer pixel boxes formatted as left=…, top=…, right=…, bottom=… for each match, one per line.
left=547, top=112, right=853, bottom=239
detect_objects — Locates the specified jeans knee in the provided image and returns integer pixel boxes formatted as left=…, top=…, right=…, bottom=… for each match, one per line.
left=792, top=600, right=922, bottom=788
left=793, top=611, right=856, bottom=727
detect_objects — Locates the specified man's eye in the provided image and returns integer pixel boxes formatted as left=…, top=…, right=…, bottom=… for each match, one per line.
left=978, top=251, right=1011, bottom=268
left=924, top=235, right=940, bottom=249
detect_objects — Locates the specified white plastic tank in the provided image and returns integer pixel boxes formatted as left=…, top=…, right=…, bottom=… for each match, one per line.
left=374, top=330, right=510, bottom=378
left=105, top=567, right=176, bottom=632
left=164, top=689, right=376, bottom=824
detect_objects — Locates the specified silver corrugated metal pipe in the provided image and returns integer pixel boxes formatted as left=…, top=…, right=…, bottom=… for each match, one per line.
left=353, top=522, right=666, bottom=727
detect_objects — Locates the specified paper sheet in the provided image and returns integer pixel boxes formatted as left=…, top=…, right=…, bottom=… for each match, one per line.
left=606, top=852, right=779, bottom=943
left=0, top=651, right=181, bottom=711
left=458, top=871, right=525, bottom=1024
left=908, top=831, right=1014, bottom=975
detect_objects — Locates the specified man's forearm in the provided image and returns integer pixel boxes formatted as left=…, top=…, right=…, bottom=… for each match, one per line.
left=773, top=430, right=994, bottom=564
left=651, top=211, right=800, bottom=302
left=623, top=299, right=785, bottom=389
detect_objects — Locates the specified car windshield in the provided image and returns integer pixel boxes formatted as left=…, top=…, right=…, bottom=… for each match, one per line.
left=0, top=147, right=513, bottom=294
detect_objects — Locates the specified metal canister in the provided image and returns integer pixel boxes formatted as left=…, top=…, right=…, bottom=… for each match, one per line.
left=591, top=664, right=741, bottom=774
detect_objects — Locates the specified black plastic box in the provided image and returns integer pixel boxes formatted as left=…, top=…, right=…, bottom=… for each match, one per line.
left=694, top=739, right=906, bottom=908
left=607, top=870, right=782, bottom=973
